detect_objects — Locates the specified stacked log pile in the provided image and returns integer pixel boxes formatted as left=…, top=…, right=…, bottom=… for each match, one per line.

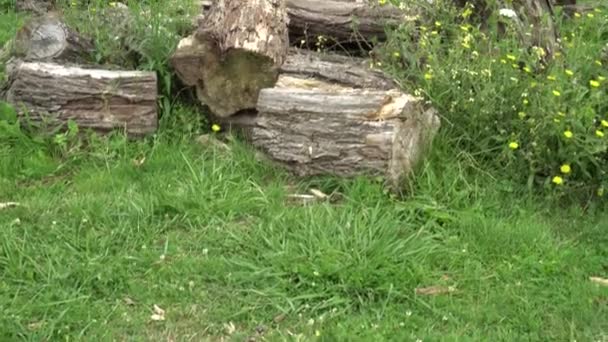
left=3, top=2, right=158, bottom=136
left=174, top=0, right=440, bottom=190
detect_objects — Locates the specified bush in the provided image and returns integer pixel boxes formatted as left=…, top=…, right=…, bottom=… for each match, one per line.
left=382, top=0, right=608, bottom=198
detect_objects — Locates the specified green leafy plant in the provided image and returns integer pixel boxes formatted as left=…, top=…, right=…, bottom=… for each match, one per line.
left=381, top=0, right=608, bottom=200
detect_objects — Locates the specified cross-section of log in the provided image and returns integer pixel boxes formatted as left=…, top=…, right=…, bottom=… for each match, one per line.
left=251, top=80, right=440, bottom=190
left=5, top=61, right=158, bottom=136
left=172, top=0, right=289, bottom=117
left=286, top=0, right=410, bottom=45
left=11, top=14, right=94, bottom=63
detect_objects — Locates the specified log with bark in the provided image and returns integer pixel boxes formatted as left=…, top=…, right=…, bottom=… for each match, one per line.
left=15, top=0, right=54, bottom=14
left=197, top=0, right=413, bottom=50
left=286, top=0, right=413, bottom=47
left=251, top=79, right=439, bottom=191
left=9, top=14, right=94, bottom=63
left=214, top=49, right=439, bottom=191
left=4, top=61, right=158, bottom=136
left=172, top=0, right=289, bottom=118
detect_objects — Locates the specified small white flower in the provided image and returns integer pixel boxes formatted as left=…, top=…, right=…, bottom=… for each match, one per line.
left=499, top=8, right=517, bottom=19
left=406, top=310, right=412, bottom=317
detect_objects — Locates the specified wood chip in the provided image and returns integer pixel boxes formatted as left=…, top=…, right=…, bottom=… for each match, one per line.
left=309, top=188, right=328, bottom=199
left=123, top=297, right=136, bottom=306
left=590, top=277, right=608, bottom=287
left=150, top=304, right=165, bottom=321
left=415, top=285, right=456, bottom=296
left=273, top=313, right=286, bottom=324
left=0, top=202, right=20, bottom=210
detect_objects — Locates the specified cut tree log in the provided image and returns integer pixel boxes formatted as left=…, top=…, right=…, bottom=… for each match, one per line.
left=173, top=0, right=289, bottom=117
left=213, top=48, right=398, bottom=133
left=15, top=0, right=54, bottom=14
left=10, top=14, right=94, bottom=63
left=286, top=0, right=412, bottom=46
left=4, top=61, right=158, bottom=136
left=212, top=50, right=440, bottom=191
left=251, top=79, right=440, bottom=191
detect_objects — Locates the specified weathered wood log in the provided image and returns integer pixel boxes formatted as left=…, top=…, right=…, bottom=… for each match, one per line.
left=10, top=14, right=94, bottom=63
left=4, top=61, right=158, bottom=136
left=15, top=0, right=54, bottom=14
left=286, top=0, right=411, bottom=46
left=211, top=50, right=439, bottom=190
left=174, top=0, right=289, bottom=118
left=213, top=48, right=398, bottom=132
left=250, top=80, right=440, bottom=191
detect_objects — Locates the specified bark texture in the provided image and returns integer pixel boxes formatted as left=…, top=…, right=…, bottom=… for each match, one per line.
left=174, top=0, right=289, bottom=117
left=11, top=14, right=94, bottom=63
left=15, top=0, right=54, bottom=13
left=252, top=85, right=440, bottom=191
left=286, top=0, right=410, bottom=45
left=5, top=61, right=158, bottom=136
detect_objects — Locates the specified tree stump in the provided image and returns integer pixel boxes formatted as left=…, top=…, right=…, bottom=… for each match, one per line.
left=4, top=61, right=158, bottom=136
left=173, top=0, right=289, bottom=117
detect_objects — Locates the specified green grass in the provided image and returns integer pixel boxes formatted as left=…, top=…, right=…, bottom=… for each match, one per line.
left=1, top=2, right=607, bottom=341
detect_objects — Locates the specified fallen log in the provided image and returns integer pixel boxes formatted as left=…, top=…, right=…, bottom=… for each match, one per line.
left=15, top=0, right=54, bottom=13
left=212, top=50, right=439, bottom=191
left=174, top=0, right=289, bottom=118
left=4, top=61, right=158, bottom=136
left=251, top=79, right=440, bottom=191
left=10, top=14, right=94, bottom=63
left=213, top=48, right=398, bottom=133
left=286, top=0, right=411, bottom=46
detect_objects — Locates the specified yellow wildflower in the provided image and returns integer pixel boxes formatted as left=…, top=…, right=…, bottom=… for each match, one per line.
left=500, top=59, right=507, bottom=64
left=523, top=66, right=532, bottom=73
left=509, top=141, right=519, bottom=150
left=435, top=21, right=442, bottom=27
left=564, top=130, right=573, bottom=139
left=601, top=120, right=608, bottom=127
left=587, top=13, right=595, bottom=18
left=552, top=176, right=564, bottom=185
left=547, top=75, right=557, bottom=81
left=523, top=98, right=529, bottom=105
left=558, top=111, right=566, bottom=117
left=596, top=130, right=605, bottom=138
left=590, top=80, right=601, bottom=88
left=462, top=8, right=473, bottom=19
left=378, top=0, right=387, bottom=4
left=506, top=54, right=516, bottom=61
left=393, top=51, right=400, bottom=58
left=574, top=12, right=581, bottom=18
left=552, top=90, right=561, bottom=97
left=596, top=60, right=603, bottom=66
left=211, top=124, right=221, bottom=132
left=424, top=73, right=433, bottom=80
left=560, top=164, right=571, bottom=174
left=565, top=69, right=574, bottom=76
left=599, top=76, right=606, bottom=81
left=518, top=112, right=527, bottom=119
left=461, top=42, right=471, bottom=49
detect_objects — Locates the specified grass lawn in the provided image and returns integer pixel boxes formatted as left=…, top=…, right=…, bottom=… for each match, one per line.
left=1, top=2, right=607, bottom=341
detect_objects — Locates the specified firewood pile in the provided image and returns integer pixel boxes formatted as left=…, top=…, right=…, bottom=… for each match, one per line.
left=4, top=0, right=446, bottom=191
